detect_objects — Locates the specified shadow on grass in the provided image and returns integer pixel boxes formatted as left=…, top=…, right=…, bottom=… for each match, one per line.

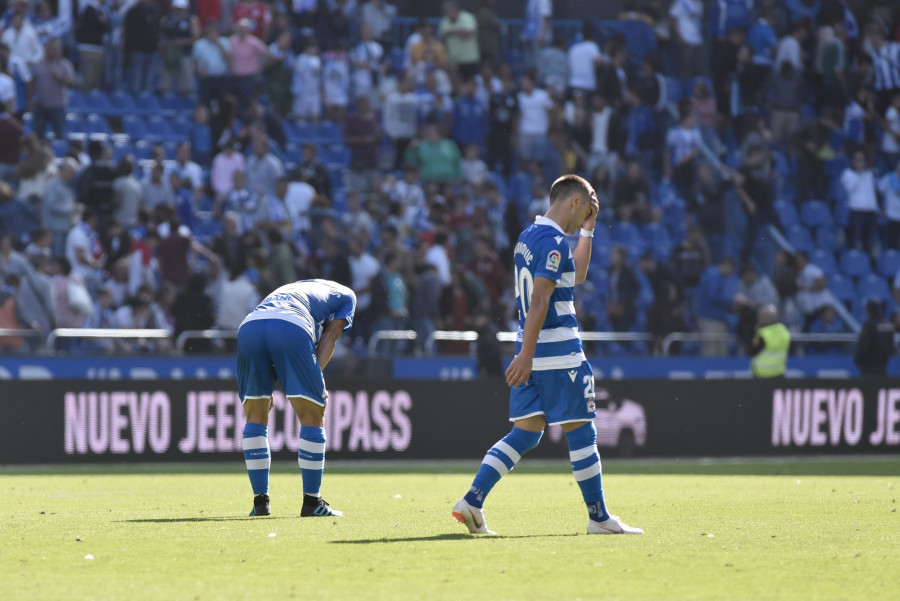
left=119, top=516, right=294, bottom=524
left=329, top=533, right=579, bottom=544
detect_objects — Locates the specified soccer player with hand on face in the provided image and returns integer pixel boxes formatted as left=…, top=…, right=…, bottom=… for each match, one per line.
left=453, top=174, right=643, bottom=535
left=237, top=279, right=356, bottom=518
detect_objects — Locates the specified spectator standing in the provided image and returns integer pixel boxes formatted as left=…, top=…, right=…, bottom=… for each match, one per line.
left=210, top=139, right=245, bottom=199
left=173, top=142, right=204, bottom=191
left=840, top=149, right=880, bottom=254
left=193, top=19, right=231, bottom=111
left=111, top=156, right=142, bottom=229
left=0, top=12, right=43, bottom=67
left=475, top=0, right=501, bottom=66
left=404, top=123, right=462, bottom=185
left=567, top=24, right=604, bottom=96
left=794, top=250, right=831, bottom=329
left=669, top=0, right=705, bottom=79
left=749, top=304, right=790, bottom=378
left=65, top=209, right=104, bottom=293
left=322, top=38, right=350, bottom=123
left=537, top=34, right=567, bottom=97
left=161, top=0, right=199, bottom=96
left=344, top=96, right=381, bottom=193
left=487, top=72, right=518, bottom=175
left=521, top=0, right=552, bottom=67
left=0, top=107, right=22, bottom=183
left=347, top=237, right=380, bottom=343
left=229, top=19, right=268, bottom=109
left=41, top=158, right=77, bottom=257
left=30, top=39, right=75, bottom=141
left=408, top=22, right=445, bottom=70
left=349, top=22, right=383, bottom=103
left=809, top=304, right=847, bottom=355
left=516, top=72, right=553, bottom=168
left=383, top=77, right=419, bottom=171
left=866, top=22, right=900, bottom=111
left=359, top=0, right=396, bottom=50
left=690, top=162, right=729, bottom=261
left=440, top=1, right=480, bottom=81
left=855, top=299, right=896, bottom=376
left=769, top=61, right=805, bottom=145
left=292, top=38, right=322, bottom=124
left=77, top=141, right=116, bottom=225
left=695, top=255, right=739, bottom=356
left=123, top=0, right=161, bottom=95
left=665, top=99, right=705, bottom=198
left=774, top=19, right=807, bottom=72
left=607, top=245, right=641, bottom=332
left=291, top=142, right=331, bottom=199
left=231, top=0, right=271, bottom=41
left=880, top=91, right=900, bottom=172
left=451, top=79, right=488, bottom=149
left=878, top=160, right=900, bottom=249
left=735, top=144, right=780, bottom=263
left=265, top=29, right=293, bottom=117
left=76, top=0, right=111, bottom=92
left=245, top=137, right=284, bottom=197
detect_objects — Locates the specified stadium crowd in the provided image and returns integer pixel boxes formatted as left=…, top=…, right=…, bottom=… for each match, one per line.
left=1, top=0, right=900, bottom=360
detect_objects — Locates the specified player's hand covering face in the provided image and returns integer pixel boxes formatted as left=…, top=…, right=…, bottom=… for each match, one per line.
left=581, top=191, right=599, bottom=230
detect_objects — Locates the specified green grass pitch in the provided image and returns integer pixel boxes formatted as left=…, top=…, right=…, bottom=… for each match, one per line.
left=2, top=458, right=898, bottom=601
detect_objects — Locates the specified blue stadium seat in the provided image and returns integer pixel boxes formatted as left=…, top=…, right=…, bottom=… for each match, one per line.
left=65, top=114, right=87, bottom=136
left=829, top=273, right=855, bottom=306
left=134, top=93, right=161, bottom=117
left=876, top=249, right=900, bottom=278
left=824, top=156, right=849, bottom=179
left=839, top=249, right=872, bottom=278
left=159, top=93, right=195, bottom=117
left=50, top=139, right=68, bottom=157
left=122, top=115, right=146, bottom=141
left=815, top=226, right=840, bottom=251
left=170, top=114, right=192, bottom=135
left=486, top=171, right=508, bottom=198
left=810, top=248, right=837, bottom=274
left=288, top=120, right=315, bottom=143
left=133, top=140, right=153, bottom=161
left=21, top=112, right=32, bottom=133
left=589, top=267, right=609, bottom=295
left=143, top=115, right=173, bottom=143
left=68, top=90, right=85, bottom=113
left=773, top=200, right=799, bottom=229
left=786, top=225, right=814, bottom=252
left=322, top=143, right=350, bottom=167
left=856, top=274, right=893, bottom=305
left=86, top=113, right=112, bottom=136
left=642, top=222, right=672, bottom=260
left=611, top=221, right=642, bottom=246
left=665, top=77, right=683, bottom=103
left=389, top=47, right=405, bottom=74
left=107, top=90, right=136, bottom=117
left=590, top=243, right=612, bottom=269
left=112, top=141, right=134, bottom=162
left=284, top=142, right=302, bottom=164
left=84, top=90, right=111, bottom=115
left=800, top=200, right=833, bottom=229
left=315, top=121, right=342, bottom=142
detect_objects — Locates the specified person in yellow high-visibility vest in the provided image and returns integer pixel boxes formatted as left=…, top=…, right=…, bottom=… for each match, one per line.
left=749, top=304, right=790, bottom=378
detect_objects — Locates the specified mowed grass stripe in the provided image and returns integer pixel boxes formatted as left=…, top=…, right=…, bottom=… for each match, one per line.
left=1, top=461, right=897, bottom=601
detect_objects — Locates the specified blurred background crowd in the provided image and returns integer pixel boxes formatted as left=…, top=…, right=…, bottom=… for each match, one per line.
left=1, top=0, right=900, bottom=362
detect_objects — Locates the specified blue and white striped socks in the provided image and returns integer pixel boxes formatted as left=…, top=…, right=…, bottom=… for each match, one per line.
left=565, top=422, right=610, bottom=523
left=242, top=423, right=270, bottom=495
left=298, top=426, right=327, bottom=496
left=464, top=427, right=543, bottom=509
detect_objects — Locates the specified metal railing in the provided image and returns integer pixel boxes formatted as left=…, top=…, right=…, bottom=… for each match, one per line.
left=45, top=328, right=173, bottom=350
left=660, top=332, right=860, bottom=356
left=175, top=329, right=239, bottom=351
left=368, top=329, right=654, bottom=355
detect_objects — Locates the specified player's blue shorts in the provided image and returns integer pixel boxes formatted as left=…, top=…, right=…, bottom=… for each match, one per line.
left=509, top=361, right=596, bottom=426
left=236, top=318, right=326, bottom=406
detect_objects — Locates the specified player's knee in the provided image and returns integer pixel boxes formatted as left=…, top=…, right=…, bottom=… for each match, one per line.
left=564, top=421, right=597, bottom=447
left=510, top=427, right=543, bottom=452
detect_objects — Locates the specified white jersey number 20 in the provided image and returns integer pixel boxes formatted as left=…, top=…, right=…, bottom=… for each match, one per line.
left=514, top=265, right=534, bottom=320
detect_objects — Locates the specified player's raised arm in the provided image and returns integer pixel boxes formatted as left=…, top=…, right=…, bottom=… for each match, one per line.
left=505, top=276, right=555, bottom=388
left=572, top=191, right=600, bottom=285
left=316, top=318, right=348, bottom=370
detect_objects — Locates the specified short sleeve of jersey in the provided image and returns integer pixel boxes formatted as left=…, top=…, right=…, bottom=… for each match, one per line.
left=332, top=290, right=357, bottom=331
left=532, top=235, right=568, bottom=283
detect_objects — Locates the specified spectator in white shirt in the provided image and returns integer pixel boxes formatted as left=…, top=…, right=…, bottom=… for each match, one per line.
left=350, top=22, right=384, bottom=104
left=794, top=250, right=832, bottom=329
left=774, top=20, right=809, bottom=72
left=517, top=72, right=554, bottom=166
left=0, top=12, right=44, bottom=66
left=567, top=23, right=604, bottom=95
left=173, top=142, right=204, bottom=191
left=668, top=0, right=704, bottom=79
left=383, top=76, right=419, bottom=170
left=840, top=149, right=880, bottom=254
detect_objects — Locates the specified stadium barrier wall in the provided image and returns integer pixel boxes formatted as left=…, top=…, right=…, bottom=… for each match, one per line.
left=2, top=379, right=899, bottom=464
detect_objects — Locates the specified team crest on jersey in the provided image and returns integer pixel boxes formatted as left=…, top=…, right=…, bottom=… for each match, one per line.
left=587, top=400, right=596, bottom=412
left=546, top=250, right=562, bottom=272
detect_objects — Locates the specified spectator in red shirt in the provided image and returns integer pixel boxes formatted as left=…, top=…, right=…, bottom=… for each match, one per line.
left=232, top=0, right=271, bottom=41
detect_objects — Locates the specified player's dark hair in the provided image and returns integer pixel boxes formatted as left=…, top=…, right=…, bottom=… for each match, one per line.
left=549, top=174, right=591, bottom=205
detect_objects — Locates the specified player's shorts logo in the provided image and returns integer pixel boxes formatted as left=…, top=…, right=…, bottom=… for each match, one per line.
left=546, top=250, right=561, bottom=272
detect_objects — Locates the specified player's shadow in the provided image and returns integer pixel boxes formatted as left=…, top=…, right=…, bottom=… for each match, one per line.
left=119, top=516, right=295, bottom=523
left=330, top=533, right=578, bottom=544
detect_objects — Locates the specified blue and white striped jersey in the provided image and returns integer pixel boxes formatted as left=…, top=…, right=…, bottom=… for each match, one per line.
left=871, top=41, right=900, bottom=92
left=513, top=216, right=585, bottom=371
left=241, top=279, right=356, bottom=344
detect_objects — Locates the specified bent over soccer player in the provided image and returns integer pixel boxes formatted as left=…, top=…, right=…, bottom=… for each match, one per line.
left=237, top=279, right=356, bottom=517
left=453, top=175, right=643, bottom=535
